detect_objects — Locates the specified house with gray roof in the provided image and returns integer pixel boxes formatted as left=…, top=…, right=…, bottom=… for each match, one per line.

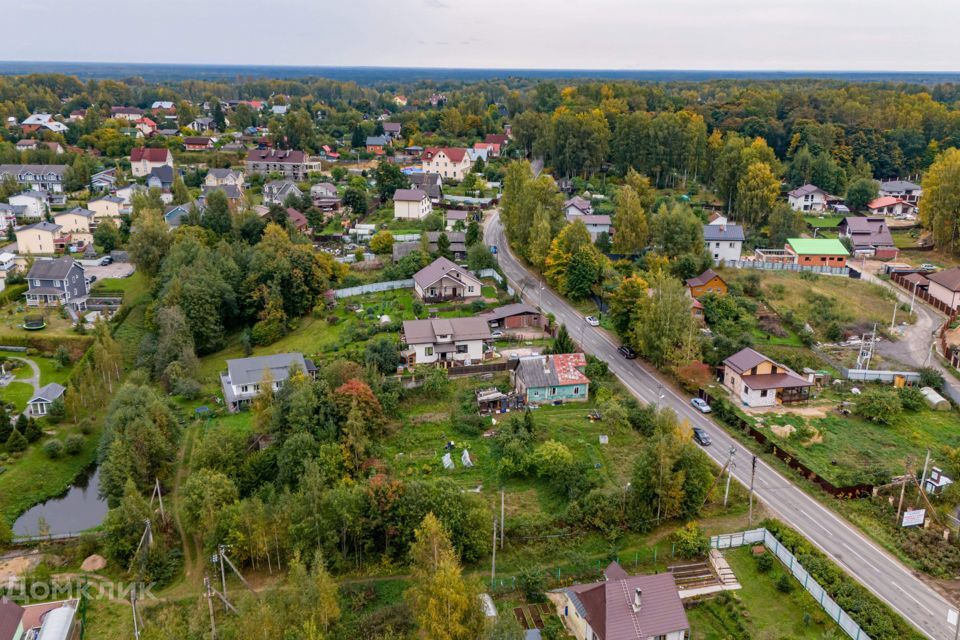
left=220, top=352, right=317, bottom=412
left=400, top=317, right=491, bottom=367
left=393, top=232, right=467, bottom=262
left=0, top=164, right=67, bottom=201
left=24, top=257, right=87, bottom=309
left=879, top=179, right=922, bottom=204
left=702, top=223, right=744, bottom=263
left=787, top=184, right=828, bottom=212
left=513, top=353, right=590, bottom=404
left=412, top=256, right=482, bottom=302
left=550, top=562, right=689, bottom=640
left=408, top=172, right=443, bottom=203
left=263, top=180, right=302, bottom=206
left=28, top=383, right=66, bottom=417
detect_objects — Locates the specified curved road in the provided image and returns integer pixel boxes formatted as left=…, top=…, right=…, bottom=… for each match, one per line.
left=485, top=211, right=955, bottom=640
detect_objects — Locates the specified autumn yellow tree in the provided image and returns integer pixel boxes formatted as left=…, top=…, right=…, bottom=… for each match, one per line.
left=735, top=161, right=779, bottom=226
left=921, top=147, right=960, bottom=255
left=612, top=185, right=649, bottom=255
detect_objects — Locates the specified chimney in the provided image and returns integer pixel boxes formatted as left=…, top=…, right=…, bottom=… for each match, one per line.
left=632, top=588, right=643, bottom=612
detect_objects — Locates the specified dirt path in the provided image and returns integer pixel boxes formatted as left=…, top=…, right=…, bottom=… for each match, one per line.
left=9, top=356, right=41, bottom=393
left=164, top=422, right=204, bottom=598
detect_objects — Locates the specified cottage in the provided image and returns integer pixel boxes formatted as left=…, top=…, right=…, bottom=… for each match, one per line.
left=9, top=191, right=48, bottom=219
left=513, top=353, right=590, bottom=405
left=422, top=147, right=472, bottom=181
left=579, top=215, right=613, bottom=241
left=408, top=172, right=443, bottom=203
left=926, top=268, right=960, bottom=311
left=784, top=238, right=849, bottom=268
left=245, top=149, right=319, bottom=181
left=263, top=180, right=303, bottom=206
left=163, top=202, right=202, bottom=228
left=866, top=196, right=917, bottom=218
left=473, top=141, right=500, bottom=158
left=16, top=221, right=62, bottom=255
left=110, top=106, right=144, bottom=121
left=563, top=196, right=593, bottom=218
left=366, top=136, right=389, bottom=154
left=685, top=269, right=727, bottom=299
left=412, top=257, right=482, bottom=302
left=838, top=217, right=898, bottom=259
left=401, top=317, right=490, bottom=366
left=445, top=209, right=469, bottom=231
left=879, top=179, right=922, bottom=205
left=189, top=117, right=216, bottom=133
left=200, top=184, right=243, bottom=207
left=0, top=204, right=22, bottom=230
left=20, top=113, right=68, bottom=134
left=393, top=232, right=468, bottom=262
left=393, top=188, right=432, bottom=220
left=147, top=165, right=175, bottom=191
left=723, top=347, right=812, bottom=407
left=382, top=122, right=402, bottom=138
left=205, top=168, right=244, bottom=188
left=220, top=352, right=317, bottom=413
left=90, top=168, right=117, bottom=192
left=551, top=563, right=689, bottom=640
left=703, top=223, right=744, bottom=263
left=184, top=136, right=214, bottom=151
left=129, top=147, right=173, bottom=178
left=27, top=383, right=66, bottom=417
left=480, top=303, right=544, bottom=329
left=787, top=184, right=828, bottom=212
left=53, top=208, right=95, bottom=245
left=24, top=257, right=88, bottom=308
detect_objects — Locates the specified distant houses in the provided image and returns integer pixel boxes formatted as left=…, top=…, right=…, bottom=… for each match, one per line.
left=787, top=184, right=828, bottom=212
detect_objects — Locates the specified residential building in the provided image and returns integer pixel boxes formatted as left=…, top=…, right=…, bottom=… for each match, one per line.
left=787, top=184, right=828, bottom=212
left=408, top=172, right=443, bottom=203
left=260, top=207, right=310, bottom=233
left=400, top=317, right=490, bottom=366
left=393, top=188, right=432, bottom=220
left=393, top=232, right=467, bottom=262
left=473, top=141, right=500, bottom=158
left=0, top=204, right=23, bottom=229
left=183, top=136, right=214, bottom=151
left=20, top=113, right=68, bottom=134
left=24, top=257, right=88, bottom=308
left=110, top=106, right=144, bottom=121
left=445, top=209, right=468, bottom=231
left=703, top=223, right=744, bottom=263
left=0, top=597, right=24, bottom=640
left=563, top=196, right=593, bottom=218
left=245, top=149, right=319, bottom=181
left=27, top=383, right=66, bottom=417
left=513, top=353, right=590, bottom=405
left=16, top=222, right=62, bottom=255
left=19, top=600, right=79, bottom=640
left=466, top=147, right=489, bottom=164
left=114, top=183, right=147, bottom=208
left=926, top=268, right=960, bottom=311
left=88, top=196, right=124, bottom=225
left=422, top=147, right=472, bottom=181
left=90, top=168, right=117, bottom=192
left=866, top=196, right=917, bottom=218
left=9, top=191, right=48, bottom=219
left=784, top=238, right=849, bottom=268
left=205, top=168, right=245, bottom=189
left=366, top=136, right=389, bottom=154
left=163, top=202, right=202, bottom=228
left=220, top=352, right=317, bottom=412
left=129, top=147, right=173, bottom=177
left=189, top=117, right=216, bottom=132
left=16, top=140, right=64, bottom=154
left=147, top=165, right=175, bottom=191
left=0, top=165, right=67, bottom=198
left=551, top=563, right=689, bottom=640
left=708, top=212, right=728, bottom=225
left=578, top=215, right=612, bottom=241
left=262, top=180, right=302, bottom=206
left=485, top=133, right=509, bottom=147
left=200, top=184, right=243, bottom=207
left=310, top=182, right=340, bottom=210
left=53, top=208, right=94, bottom=245
left=412, top=257, right=482, bottom=302
left=685, top=269, right=727, bottom=299
left=382, top=122, right=402, bottom=138
left=723, top=347, right=812, bottom=407
left=480, top=303, right=544, bottom=330
left=879, top=179, right=922, bottom=205
left=270, top=105, right=289, bottom=116
left=135, top=117, right=157, bottom=137
left=838, top=216, right=899, bottom=259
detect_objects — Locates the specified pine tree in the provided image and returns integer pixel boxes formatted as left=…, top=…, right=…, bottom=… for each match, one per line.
left=612, top=185, right=649, bottom=255
left=5, top=427, right=27, bottom=453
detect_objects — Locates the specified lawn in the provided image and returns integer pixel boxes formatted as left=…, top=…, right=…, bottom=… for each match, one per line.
left=688, top=547, right=840, bottom=640
left=2, top=381, right=34, bottom=412
left=803, top=214, right=843, bottom=228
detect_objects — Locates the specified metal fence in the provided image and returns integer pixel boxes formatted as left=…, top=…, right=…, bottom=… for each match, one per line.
left=725, top=259, right=849, bottom=277
left=332, top=279, right=414, bottom=298
left=476, top=268, right=514, bottom=295
left=711, top=529, right=872, bottom=640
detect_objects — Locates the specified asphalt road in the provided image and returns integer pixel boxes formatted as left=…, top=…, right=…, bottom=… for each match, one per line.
left=485, top=211, right=956, bottom=640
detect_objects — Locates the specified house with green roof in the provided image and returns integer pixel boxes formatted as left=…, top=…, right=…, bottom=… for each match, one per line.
left=785, top=238, right=849, bottom=268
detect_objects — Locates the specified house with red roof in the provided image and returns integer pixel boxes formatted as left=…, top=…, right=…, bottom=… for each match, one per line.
left=485, top=133, right=509, bottom=147
left=422, top=147, right=473, bottom=181
left=866, top=196, right=917, bottom=218
left=129, top=147, right=173, bottom=177
left=513, top=353, right=590, bottom=404
left=473, top=141, right=500, bottom=158
left=135, top=117, right=157, bottom=136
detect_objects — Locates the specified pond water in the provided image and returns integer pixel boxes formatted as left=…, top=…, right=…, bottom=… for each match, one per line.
left=13, top=465, right=109, bottom=537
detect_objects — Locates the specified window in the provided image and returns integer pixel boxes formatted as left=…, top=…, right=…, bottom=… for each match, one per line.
left=550, top=387, right=557, bottom=396
left=760, top=390, right=768, bottom=398
left=573, top=387, right=580, bottom=395
left=467, top=286, right=474, bottom=293
left=241, top=385, right=248, bottom=393
left=425, top=347, right=434, bottom=356
left=456, top=344, right=468, bottom=354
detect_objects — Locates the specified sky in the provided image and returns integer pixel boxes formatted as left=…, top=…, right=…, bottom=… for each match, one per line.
left=3, top=0, right=959, bottom=71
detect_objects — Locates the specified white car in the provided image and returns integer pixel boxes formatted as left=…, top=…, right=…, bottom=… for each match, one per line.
left=491, top=330, right=504, bottom=339
left=691, top=398, right=712, bottom=413
left=585, top=316, right=600, bottom=327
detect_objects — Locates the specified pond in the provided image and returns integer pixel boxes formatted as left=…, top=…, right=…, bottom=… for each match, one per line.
left=13, top=465, right=109, bottom=538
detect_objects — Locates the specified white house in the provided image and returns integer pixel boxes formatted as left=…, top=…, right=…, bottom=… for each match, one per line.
left=412, top=257, right=483, bottom=302
left=787, top=184, right=828, bottom=212
left=421, top=148, right=472, bottom=181
left=703, top=223, right=745, bottom=263
left=579, top=215, right=612, bottom=241
left=393, top=188, right=432, bottom=220
left=401, top=317, right=490, bottom=367
left=88, top=195, right=125, bottom=225
left=9, top=191, right=48, bottom=220
left=27, top=383, right=65, bottom=417
left=879, top=179, right=922, bottom=205
left=129, top=147, right=173, bottom=178
left=563, top=195, right=593, bottom=218
left=220, top=352, right=317, bottom=413
left=926, top=268, right=960, bottom=312
left=866, top=196, right=917, bottom=219
left=723, top=347, right=812, bottom=407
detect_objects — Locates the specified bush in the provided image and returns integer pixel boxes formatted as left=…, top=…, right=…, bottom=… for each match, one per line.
left=918, top=367, right=945, bottom=391
left=64, top=434, right=85, bottom=455
left=671, top=522, right=709, bottom=559
left=776, top=573, right=794, bottom=593
left=855, top=388, right=902, bottom=425
left=174, top=378, right=202, bottom=400
left=755, top=552, right=773, bottom=573
left=43, top=439, right=64, bottom=459
left=899, top=386, right=925, bottom=411
left=24, top=419, right=42, bottom=443
left=516, top=566, right=546, bottom=603
left=46, top=398, right=66, bottom=424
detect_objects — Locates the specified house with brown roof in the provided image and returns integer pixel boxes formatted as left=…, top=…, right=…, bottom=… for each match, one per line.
left=723, top=347, right=812, bottom=407
left=129, top=147, right=173, bottom=177
left=513, top=353, right=590, bottom=404
left=400, top=316, right=491, bottom=366
left=926, top=268, right=960, bottom=311
left=0, top=597, right=24, bottom=640
left=838, top=216, right=898, bottom=259
left=393, top=188, right=432, bottom=220
left=412, top=257, right=482, bottom=302
left=480, top=303, right=545, bottom=330
left=245, top=149, right=319, bottom=181
left=422, top=147, right=472, bottom=181
left=183, top=136, right=214, bottom=151
left=686, top=269, right=727, bottom=299
left=549, top=562, right=689, bottom=640
left=787, top=184, right=828, bottom=212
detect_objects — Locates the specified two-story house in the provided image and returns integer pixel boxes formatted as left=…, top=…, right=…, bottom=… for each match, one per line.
left=0, top=165, right=68, bottom=203
left=685, top=268, right=727, bottom=299
left=53, top=208, right=95, bottom=246
left=421, top=147, right=472, bottom=181
left=513, top=353, right=591, bottom=405
left=723, top=347, right=812, bottom=407
left=408, top=172, right=443, bottom=203
left=787, top=184, right=828, bottom=212
left=24, top=257, right=88, bottom=308
left=129, top=147, right=173, bottom=178
left=310, top=182, right=340, bottom=211
left=20, top=113, right=69, bottom=134
left=16, top=222, right=62, bottom=255
left=9, top=191, right=48, bottom=220
left=205, top=168, right=245, bottom=190
left=393, top=188, right=432, bottom=220
left=703, top=223, right=744, bottom=263
left=412, top=257, right=482, bottom=302
left=400, top=317, right=491, bottom=367
left=879, top=179, right=922, bottom=205
left=220, top=352, right=317, bottom=412
left=245, top=149, right=319, bottom=181
left=838, top=216, right=898, bottom=259
left=262, top=180, right=302, bottom=206
left=563, top=195, right=593, bottom=218
left=88, top=195, right=125, bottom=226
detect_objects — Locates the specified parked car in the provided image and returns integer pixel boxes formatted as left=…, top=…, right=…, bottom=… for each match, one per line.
left=920, top=263, right=936, bottom=271
left=491, top=330, right=504, bottom=339
left=585, top=315, right=600, bottom=327
left=692, top=427, right=712, bottom=446
left=618, top=345, right=637, bottom=359
left=691, top=397, right=712, bottom=413
left=100, top=256, right=113, bottom=265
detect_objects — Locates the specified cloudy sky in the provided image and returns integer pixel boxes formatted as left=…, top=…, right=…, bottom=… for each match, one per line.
left=3, top=0, right=958, bottom=71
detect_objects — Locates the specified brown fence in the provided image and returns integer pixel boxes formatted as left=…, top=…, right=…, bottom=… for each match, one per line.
left=890, top=271, right=959, bottom=360
left=699, top=390, right=873, bottom=499
left=447, top=361, right=517, bottom=376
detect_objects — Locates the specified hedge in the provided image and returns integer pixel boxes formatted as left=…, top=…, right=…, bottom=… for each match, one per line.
left=762, top=518, right=925, bottom=640
left=0, top=334, right=93, bottom=358
left=0, top=285, right=27, bottom=305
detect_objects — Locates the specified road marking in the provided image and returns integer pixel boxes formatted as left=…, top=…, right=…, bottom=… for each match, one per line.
left=895, top=584, right=938, bottom=617
left=841, top=542, right=881, bottom=573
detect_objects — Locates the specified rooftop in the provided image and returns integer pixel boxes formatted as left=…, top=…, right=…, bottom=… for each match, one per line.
left=786, top=238, right=850, bottom=256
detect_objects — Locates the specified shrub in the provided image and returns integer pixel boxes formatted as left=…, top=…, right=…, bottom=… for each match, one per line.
left=776, top=573, right=794, bottom=593
left=855, top=388, right=902, bottom=425
left=174, top=378, right=202, bottom=400
left=918, top=367, right=945, bottom=391
left=46, top=398, right=66, bottom=424
left=43, top=439, right=64, bottom=459
left=3, top=428, right=26, bottom=453
left=755, top=552, right=773, bottom=573
left=899, top=385, right=925, bottom=411
left=469, top=299, right=487, bottom=313
left=671, top=522, right=709, bottom=559
left=516, top=566, right=546, bottom=603
left=64, top=434, right=85, bottom=455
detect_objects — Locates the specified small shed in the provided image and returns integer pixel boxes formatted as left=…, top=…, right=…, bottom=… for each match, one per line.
left=920, top=386, right=950, bottom=411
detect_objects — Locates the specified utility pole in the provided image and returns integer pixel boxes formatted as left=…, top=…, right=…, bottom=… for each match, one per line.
left=918, top=450, right=931, bottom=499
left=500, top=490, right=505, bottom=550
left=205, top=577, right=217, bottom=640
left=890, top=300, right=899, bottom=330
left=748, top=455, right=757, bottom=525
left=130, top=589, right=140, bottom=640
left=153, top=478, right=165, bottom=523
left=896, top=471, right=908, bottom=525
left=490, top=518, right=497, bottom=586
left=724, top=463, right=734, bottom=508
left=218, top=546, right=228, bottom=607
left=910, top=280, right=918, bottom=314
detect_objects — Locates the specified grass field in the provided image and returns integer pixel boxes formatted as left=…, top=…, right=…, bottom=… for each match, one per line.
left=2, top=381, right=34, bottom=412
left=803, top=214, right=843, bottom=228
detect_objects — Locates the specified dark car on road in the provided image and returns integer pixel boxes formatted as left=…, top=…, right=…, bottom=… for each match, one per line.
left=692, top=427, right=712, bottom=446
left=618, top=345, right=637, bottom=359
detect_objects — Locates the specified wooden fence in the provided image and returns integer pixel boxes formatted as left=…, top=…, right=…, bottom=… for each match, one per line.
left=699, top=390, right=873, bottom=499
